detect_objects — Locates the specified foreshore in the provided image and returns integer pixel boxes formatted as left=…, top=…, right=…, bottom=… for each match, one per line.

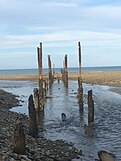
left=0, top=71, right=120, bottom=160
left=0, top=71, right=121, bottom=87
left=0, top=89, right=81, bottom=161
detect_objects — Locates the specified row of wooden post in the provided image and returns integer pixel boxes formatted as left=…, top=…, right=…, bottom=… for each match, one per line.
left=13, top=41, right=95, bottom=155
left=77, top=41, right=94, bottom=125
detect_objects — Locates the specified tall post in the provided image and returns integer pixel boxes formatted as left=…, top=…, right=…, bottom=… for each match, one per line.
left=48, top=55, right=53, bottom=86
left=37, top=42, right=42, bottom=78
left=78, top=42, right=83, bottom=111
left=39, top=42, right=42, bottom=78
left=78, top=41, right=82, bottom=79
left=37, top=42, right=45, bottom=111
left=28, top=94, right=38, bottom=138
left=88, top=90, right=94, bottom=124
left=64, top=54, right=68, bottom=87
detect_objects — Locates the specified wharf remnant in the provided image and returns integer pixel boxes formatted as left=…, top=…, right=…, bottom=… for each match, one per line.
left=62, top=54, right=68, bottom=87
left=28, top=94, right=38, bottom=138
left=33, top=88, right=40, bottom=112
left=13, top=118, right=26, bottom=154
left=88, top=90, right=94, bottom=124
left=37, top=42, right=46, bottom=111
left=77, top=42, right=83, bottom=111
left=48, top=55, right=53, bottom=87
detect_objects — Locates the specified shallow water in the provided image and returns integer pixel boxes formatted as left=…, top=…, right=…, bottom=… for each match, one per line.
left=0, top=80, right=121, bottom=160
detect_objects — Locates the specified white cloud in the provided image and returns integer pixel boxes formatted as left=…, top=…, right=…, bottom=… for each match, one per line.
left=0, top=0, right=121, bottom=68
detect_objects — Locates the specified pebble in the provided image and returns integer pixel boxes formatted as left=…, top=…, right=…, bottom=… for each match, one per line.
left=0, top=89, right=81, bottom=161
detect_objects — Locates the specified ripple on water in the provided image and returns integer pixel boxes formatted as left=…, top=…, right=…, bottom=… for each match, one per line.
left=0, top=80, right=121, bottom=160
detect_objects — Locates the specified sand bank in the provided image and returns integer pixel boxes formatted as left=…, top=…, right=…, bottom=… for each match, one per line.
left=0, top=71, right=121, bottom=87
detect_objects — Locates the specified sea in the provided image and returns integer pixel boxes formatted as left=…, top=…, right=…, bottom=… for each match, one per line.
left=0, top=66, right=121, bottom=160
left=0, top=66, right=121, bottom=76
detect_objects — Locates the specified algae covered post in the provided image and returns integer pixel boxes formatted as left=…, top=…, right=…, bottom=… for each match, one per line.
left=28, top=94, right=38, bottom=138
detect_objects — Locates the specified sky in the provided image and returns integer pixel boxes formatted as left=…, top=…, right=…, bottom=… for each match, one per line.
left=0, top=0, right=121, bottom=69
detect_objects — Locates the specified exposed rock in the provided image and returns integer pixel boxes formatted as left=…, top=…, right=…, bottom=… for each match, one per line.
left=98, top=150, right=116, bottom=161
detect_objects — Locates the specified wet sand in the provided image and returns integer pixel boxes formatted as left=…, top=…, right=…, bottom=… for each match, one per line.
left=0, top=71, right=121, bottom=87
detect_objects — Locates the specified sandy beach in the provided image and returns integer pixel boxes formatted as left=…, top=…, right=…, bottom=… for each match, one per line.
left=0, top=71, right=121, bottom=87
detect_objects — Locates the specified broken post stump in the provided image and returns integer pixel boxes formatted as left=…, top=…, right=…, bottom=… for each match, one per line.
left=33, top=88, right=40, bottom=112
left=88, top=90, right=94, bottom=124
left=58, top=78, right=60, bottom=84
left=28, top=94, right=38, bottom=138
left=13, top=118, right=26, bottom=154
left=78, top=77, right=83, bottom=111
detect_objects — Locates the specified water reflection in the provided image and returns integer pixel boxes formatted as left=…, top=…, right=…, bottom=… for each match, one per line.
left=0, top=80, right=121, bottom=160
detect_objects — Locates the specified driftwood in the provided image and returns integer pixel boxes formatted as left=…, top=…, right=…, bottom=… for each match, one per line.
left=13, top=118, right=26, bottom=154
left=98, top=150, right=116, bottom=161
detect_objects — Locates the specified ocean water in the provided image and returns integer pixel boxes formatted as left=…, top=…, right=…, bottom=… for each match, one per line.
left=0, top=80, right=121, bottom=160
left=0, top=66, right=121, bottom=76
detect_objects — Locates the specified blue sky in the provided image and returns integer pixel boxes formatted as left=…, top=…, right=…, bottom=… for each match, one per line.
left=0, top=0, right=121, bottom=69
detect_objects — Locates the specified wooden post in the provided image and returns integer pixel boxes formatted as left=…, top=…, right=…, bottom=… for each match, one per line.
left=62, top=55, right=68, bottom=87
left=39, top=78, right=44, bottom=111
left=48, top=55, right=53, bottom=86
left=78, top=41, right=82, bottom=79
left=43, top=79, right=47, bottom=99
left=33, top=88, right=40, bottom=112
left=78, top=77, right=83, bottom=111
left=28, top=94, right=38, bottom=138
left=39, top=42, right=42, bottom=78
left=37, top=43, right=42, bottom=78
left=77, top=42, right=83, bottom=111
left=37, top=42, right=45, bottom=111
left=88, top=90, right=94, bottom=124
left=64, top=54, right=68, bottom=87
left=13, top=118, right=26, bottom=154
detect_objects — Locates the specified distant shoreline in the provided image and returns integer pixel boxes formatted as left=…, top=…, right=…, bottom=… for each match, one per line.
left=0, top=71, right=121, bottom=87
